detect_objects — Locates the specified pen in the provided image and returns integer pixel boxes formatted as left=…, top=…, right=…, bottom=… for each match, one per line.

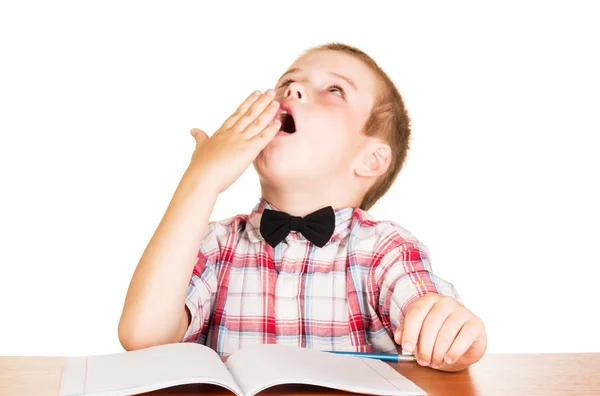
left=324, top=351, right=417, bottom=363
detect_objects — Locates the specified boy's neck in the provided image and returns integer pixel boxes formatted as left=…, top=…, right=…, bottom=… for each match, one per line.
left=260, top=189, right=361, bottom=217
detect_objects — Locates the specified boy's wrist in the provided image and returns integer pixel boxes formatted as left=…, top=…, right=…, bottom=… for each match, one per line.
left=182, top=165, right=221, bottom=197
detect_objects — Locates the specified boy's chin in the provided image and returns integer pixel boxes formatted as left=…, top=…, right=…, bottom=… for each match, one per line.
left=254, top=158, right=305, bottom=183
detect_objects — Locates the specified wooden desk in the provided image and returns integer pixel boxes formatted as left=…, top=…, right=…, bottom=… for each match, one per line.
left=1, top=353, right=599, bottom=396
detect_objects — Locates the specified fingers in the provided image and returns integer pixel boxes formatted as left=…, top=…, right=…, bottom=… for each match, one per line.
left=394, top=293, right=484, bottom=370
left=430, top=312, right=467, bottom=368
left=398, top=295, right=436, bottom=355
left=248, top=118, right=281, bottom=147
left=415, top=297, right=454, bottom=366
left=444, top=318, right=485, bottom=365
left=242, top=100, right=281, bottom=140
left=232, top=89, right=278, bottom=134
left=222, top=90, right=262, bottom=130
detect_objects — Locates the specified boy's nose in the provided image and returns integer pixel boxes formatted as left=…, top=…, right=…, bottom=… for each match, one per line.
left=284, top=82, right=307, bottom=102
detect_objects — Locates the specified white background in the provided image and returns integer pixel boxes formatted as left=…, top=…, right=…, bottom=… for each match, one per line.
left=1, top=1, right=598, bottom=356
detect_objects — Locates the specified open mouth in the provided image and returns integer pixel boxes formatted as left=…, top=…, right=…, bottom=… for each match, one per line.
left=277, top=110, right=296, bottom=133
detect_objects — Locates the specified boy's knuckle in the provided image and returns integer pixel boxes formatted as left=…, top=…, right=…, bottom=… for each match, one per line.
left=438, top=329, right=453, bottom=345
left=408, top=306, right=422, bottom=318
left=439, top=295, right=455, bottom=306
left=422, top=316, right=437, bottom=329
left=261, top=112, right=273, bottom=123
left=462, top=323, right=479, bottom=339
left=478, top=318, right=486, bottom=332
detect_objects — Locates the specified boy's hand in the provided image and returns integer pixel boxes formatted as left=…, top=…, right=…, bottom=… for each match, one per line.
left=188, top=89, right=281, bottom=194
left=394, top=294, right=487, bottom=371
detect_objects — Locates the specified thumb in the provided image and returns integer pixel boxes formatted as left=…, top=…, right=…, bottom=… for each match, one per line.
left=190, top=128, right=208, bottom=141
left=394, top=323, right=403, bottom=345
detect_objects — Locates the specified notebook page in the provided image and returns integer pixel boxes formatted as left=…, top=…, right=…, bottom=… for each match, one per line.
left=225, top=344, right=426, bottom=396
left=60, top=343, right=242, bottom=396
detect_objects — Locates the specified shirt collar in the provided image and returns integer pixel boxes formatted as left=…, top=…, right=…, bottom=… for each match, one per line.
left=247, top=197, right=358, bottom=246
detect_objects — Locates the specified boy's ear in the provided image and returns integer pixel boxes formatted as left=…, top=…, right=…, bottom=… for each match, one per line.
left=355, top=142, right=391, bottom=178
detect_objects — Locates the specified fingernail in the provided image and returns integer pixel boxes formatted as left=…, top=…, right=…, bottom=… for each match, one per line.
left=266, top=89, right=275, bottom=96
left=270, top=100, right=279, bottom=108
left=417, top=359, right=429, bottom=366
left=444, top=356, right=453, bottom=364
left=403, top=343, right=414, bottom=354
left=253, top=90, right=261, bottom=96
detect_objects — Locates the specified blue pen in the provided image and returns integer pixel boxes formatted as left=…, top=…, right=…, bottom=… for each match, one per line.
left=324, top=351, right=417, bottom=363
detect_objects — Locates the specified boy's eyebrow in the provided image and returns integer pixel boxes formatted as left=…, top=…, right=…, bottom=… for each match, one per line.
left=279, top=68, right=357, bottom=91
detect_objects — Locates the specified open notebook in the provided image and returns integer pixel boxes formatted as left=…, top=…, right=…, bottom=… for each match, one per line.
left=59, top=343, right=426, bottom=396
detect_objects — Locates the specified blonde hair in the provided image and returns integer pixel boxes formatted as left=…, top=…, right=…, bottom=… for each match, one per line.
left=304, top=42, right=412, bottom=211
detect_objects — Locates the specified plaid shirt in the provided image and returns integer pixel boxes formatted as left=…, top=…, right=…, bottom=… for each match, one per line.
left=183, top=198, right=461, bottom=355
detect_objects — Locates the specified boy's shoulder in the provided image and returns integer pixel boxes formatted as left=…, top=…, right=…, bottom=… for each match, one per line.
left=353, top=208, right=429, bottom=254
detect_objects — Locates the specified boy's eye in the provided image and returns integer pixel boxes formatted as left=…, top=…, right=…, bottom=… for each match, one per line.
left=328, top=84, right=344, bottom=97
left=278, top=78, right=294, bottom=89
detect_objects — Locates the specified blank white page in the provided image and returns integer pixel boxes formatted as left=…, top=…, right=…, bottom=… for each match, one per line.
left=60, top=343, right=241, bottom=396
left=225, top=344, right=426, bottom=396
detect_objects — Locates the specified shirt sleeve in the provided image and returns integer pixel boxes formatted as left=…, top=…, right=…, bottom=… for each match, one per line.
left=375, top=239, right=462, bottom=335
left=181, top=222, right=221, bottom=343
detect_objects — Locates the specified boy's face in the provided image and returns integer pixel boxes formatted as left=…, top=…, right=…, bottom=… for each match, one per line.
left=253, top=50, right=379, bottom=190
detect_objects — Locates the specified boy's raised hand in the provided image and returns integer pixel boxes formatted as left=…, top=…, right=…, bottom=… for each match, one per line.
left=394, top=294, right=487, bottom=371
left=188, top=89, right=281, bottom=194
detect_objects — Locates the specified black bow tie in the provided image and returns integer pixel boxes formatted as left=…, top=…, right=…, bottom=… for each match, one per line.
left=259, top=206, right=336, bottom=248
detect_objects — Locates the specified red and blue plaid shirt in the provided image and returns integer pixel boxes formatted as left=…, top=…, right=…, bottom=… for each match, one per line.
left=183, top=198, right=461, bottom=355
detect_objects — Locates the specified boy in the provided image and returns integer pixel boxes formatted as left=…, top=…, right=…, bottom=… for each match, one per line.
left=118, top=43, right=487, bottom=372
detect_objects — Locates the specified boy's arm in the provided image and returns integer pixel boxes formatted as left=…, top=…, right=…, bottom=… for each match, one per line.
left=118, top=167, right=220, bottom=351
left=375, top=241, right=486, bottom=372
left=118, top=89, right=282, bottom=351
